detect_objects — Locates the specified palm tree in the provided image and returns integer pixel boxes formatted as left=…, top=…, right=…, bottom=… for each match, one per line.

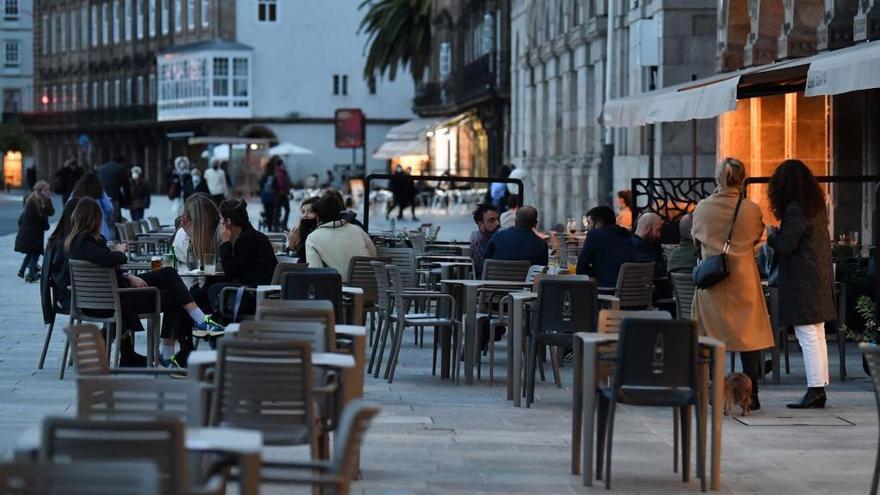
left=358, top=0, right=432, bottom=83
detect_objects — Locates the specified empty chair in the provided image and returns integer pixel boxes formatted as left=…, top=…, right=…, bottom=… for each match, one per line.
left=347, top=256, right=391, bottom=344
left=481, top=259, right=531, bottom=281
left=375, top=246, right=422, bottom=288
left=597, top=319, right=706, bottom=491
left=526, top=276, right=598, bottom=407
left=257, top=299, right=336, bottom=346
left=38, top=251, right=69, bottom=373
left=0, top=460, right=160, bottom=495
left=408, top=232, right=427, bottom=255
left=598, top=309, right=672, bottom=334
left=77, top=376, right=205, bottom=425
left=601, top=262, right=656, bottom=310
left=670, top=272, right=697, bottom=320
left=271, top=261, right=308, bottom=284
left=282, top=269, right=343, bottom=323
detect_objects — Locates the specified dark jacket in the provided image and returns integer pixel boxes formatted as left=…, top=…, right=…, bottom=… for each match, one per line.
left=130, top=179, right=152, bottom=210
left=576, top=225, right=636, bottom=287
left=53, top=165, right=84, bottom=196
left=219, top=224, right=277, bottom=286
left=68, top=234, right=127, bottom=279
left=97, top=160, right=131, bottom=206
left=15, top=197, right=53, bottom=255
left=632, top=235, right=667, bottom=278
left=42, top=240, right=70, bottom=316
left=485, top=225, right=548, bottom=267
left=666, top=238, right=698, bottom=275
left=166, top=170, right=193, bottom=200
left=193, top=178, right=210, bottom=195
left=767, top=202, right=835, bottom=326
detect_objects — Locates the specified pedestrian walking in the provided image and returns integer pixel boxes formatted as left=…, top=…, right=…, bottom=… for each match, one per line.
left=203, top=160, right=228, bottom=204
left=259, top=158, right=280, bottom=231
left=97, top=156, right=132, bottom=229
left=52, top=158, right=83, bottom=205
left=15, top=180, right=54, bottom=282
left=167, top=157, right=193, bottom=219
left=274, top=157, right=292, bottom=230
left=191, top=168, right=209, bottom=195
left=691, top=157, right=773, bottom=410
left=767, top=159, right=835, bottom=409
left=128, top=166, right=151, bottom=221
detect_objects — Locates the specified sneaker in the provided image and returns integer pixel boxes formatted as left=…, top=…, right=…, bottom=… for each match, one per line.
left=17, top=271, right=24, bottom=279
left=25, top=273, right=40, bottom=283
left=193, top=314, right=225, bottom=338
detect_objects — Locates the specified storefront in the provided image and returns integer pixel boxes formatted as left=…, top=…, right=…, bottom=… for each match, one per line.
left=427, top=111, right=489, bottom=178
left=372, top=118, right=435, bottom=175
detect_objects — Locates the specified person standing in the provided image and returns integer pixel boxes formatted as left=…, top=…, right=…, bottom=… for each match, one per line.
left=52, top=158, right=84, bottom=205
left=203, top=161, right=228, bottom=204
left=128, top=166, right=151, bottom=221
left=167, top=157, right=193, bottom=219
left=767, top=159, right=835, bottom=409
left=259, top=159, right=279, bottom=231
left=16, top=181, right=54, bottom=282
left=274, top=158, right=292, bottom=230
left=692, top=157, right=773, bottom=410
left=469, top=203, right=501, bottom=278
left=191, top=168, right=209, bottom=195
left=387, top=165, right=409, bottom=220
left=97, top=156, right=132, bottom=225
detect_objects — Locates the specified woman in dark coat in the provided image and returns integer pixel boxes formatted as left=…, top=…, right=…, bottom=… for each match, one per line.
left=767, top=159, right=836, bottom=409
left=16, top=181, right=54, bottom=281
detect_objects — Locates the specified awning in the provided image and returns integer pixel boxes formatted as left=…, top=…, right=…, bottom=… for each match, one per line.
left=805, top=41, right=880, bottom=96
left=386, top=118, right=443, bottom=141
left=372, top=140, right=428, bottom=159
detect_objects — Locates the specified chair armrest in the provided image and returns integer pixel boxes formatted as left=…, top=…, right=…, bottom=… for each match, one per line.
left=116, top=287, right=161, bottom=314
left=597, top=287, right=616, bottom=293
left=109, top=368, right=188, bottom=377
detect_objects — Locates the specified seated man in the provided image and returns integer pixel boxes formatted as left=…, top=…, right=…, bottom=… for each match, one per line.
left=632, top=212, right=667, bottom=277
left=667, top=213, right=698, bottom=274
left=485, top=205, right=548, bottom=268
left=576, top=206, right=636, bottom=287
left=305, top=192, right=377, bottom=282
left=469, top=203, right=500, bottom=278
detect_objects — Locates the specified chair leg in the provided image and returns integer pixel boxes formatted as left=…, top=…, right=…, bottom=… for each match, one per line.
left=537, top=345, right=546, bottom=382
left=387, top=320, right=407, bottom=383
left=39, top=321, right=55, bottom=369
left=673, top=407, right=680, bottom=473
left=453, top=323, right=462, bottom=384
left=838, top=325, right=847, bottom=382
left=488, top=325, right=497, bottom=386
left=526, top=336, right=538, bottom=408
left=551, top=346, right=562, bottom=388
left=432, top=327, right=439, bottom=376
left=681, top=405, right=691, bottom=483
left=872, top=429, right=880, bottom=495
left=372, top=316, right=392, bottom=379
left=604, top=399, right=618, bottom=490
left=367, top=314, right=385, bottom=375
left=596, top=394, right=609, bottom=481
left=58, top=336, right=70, bottom=380
left=696, top=400, right=707, bottom=492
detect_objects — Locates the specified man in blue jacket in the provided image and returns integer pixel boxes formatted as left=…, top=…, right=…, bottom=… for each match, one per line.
left=485, top=205, right=548, bottom=267
left=576, top=206, right=636, bottom=287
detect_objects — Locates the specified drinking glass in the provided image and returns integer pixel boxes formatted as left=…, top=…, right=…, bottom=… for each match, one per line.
left=203, top=254, right=217, bottom=274
left=567, top=256, right=578, bottom=275
left=162, top=253, right=175, bottom=269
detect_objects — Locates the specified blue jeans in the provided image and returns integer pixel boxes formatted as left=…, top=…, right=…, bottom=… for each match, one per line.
left=19, top=254, right=39, bottom=276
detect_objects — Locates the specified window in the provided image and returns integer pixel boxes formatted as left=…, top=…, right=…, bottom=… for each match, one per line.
left=113, top=0, right=121, bottom=43
left=200, top=0, right=209, bottom=27
left=368, top=75, right=376, bottom=95
left=124, top=77, right=132, bottom=105
left=49, top=14, right=56, bottom=54
left=233, top=58, right=248, bottom=104
left=3, top=88, right=22, bottom=113
left=52, top=85, right=57, bottom=112
left=91, top=6, right=98, bottom=46
left=60, top=12, right=67, bottom=52
left=101, top=3, right=109, bottom=46
left=82, top=82, right=88, bottom=109
left=148, top=73, right=156, bottom=103
left=186, top=0, right=194, bottom=30
left=4, top=40, right=19, bottom=67
left=173, top=0, right=181, bottom=32
left=125, top=0, right=132, bottom=41
left=61, top=85, right=68, bottom=111
left=41, top=14, right=48, bottom=54
left=257, top=0, right=276, bottom=22
left=81, top=5, right=88, bottom=48
left=136, top=0, right=144, bottom=38
left=70, top=10, right=78, bottom=51
left=71, top=83, right=77, bottom=109
left=4, top=0, right=18, bottom=21
left=332, top=74, right=339, bottom=95
left=103, top=80, right=109, bottom=107
left=92, top=82, right=98, bottom=108
left=342, top=75, right=348, bottom=96
left=113, top=79, right=120, bottom=106
left=212, top=57, right=228, bottom=101
left=161, top=0, right=168, bottom=34
left=136, top=75, right=144, bottom=104
left=148, top=0, right=156, bottom=36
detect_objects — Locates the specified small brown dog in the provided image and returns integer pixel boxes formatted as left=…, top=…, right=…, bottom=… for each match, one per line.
left=724, top=373, right=753, bottom=416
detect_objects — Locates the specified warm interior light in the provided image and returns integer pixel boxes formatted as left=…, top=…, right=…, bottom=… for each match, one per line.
left=3, top=151, right=23, bottom=187
left=249, top=143, right=259, bottom=150
left=426, top=130, right=434, bottom=138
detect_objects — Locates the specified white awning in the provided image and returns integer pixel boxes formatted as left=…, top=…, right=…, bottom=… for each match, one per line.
left=372, top=140, right=428, bottom=159
left=805, top=41, right=880, bottom=96
left=386, top=118, right=444, bottom=140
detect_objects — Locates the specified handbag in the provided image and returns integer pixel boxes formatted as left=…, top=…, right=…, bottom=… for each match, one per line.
left=692, top=193, right=743, bottom=289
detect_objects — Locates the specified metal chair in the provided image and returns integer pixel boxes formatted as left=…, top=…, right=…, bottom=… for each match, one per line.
left=40, top=417, right=192, bottom=495
left=271, top=261, right=308, bottom=284
left=525, top=276, right=598, bottom=407
left=347, top=256, right=391, bottom=345
left=65, top=324, right=182, bottom=377
left=38, top=246, right=68, bottom=372
left=257, top=299, right=337, bottom=349
left=597, top=318, right=706, bottom=491
left=376, top=246, right=424, bottom=288
left=600, top=262, right=656, bottom=310
left=0, top=460, right=160, bottom=495
left=64, top=260, right=161, bottom=376
left=482, top=258, right=532, bottom=282
left=670, top=272, right=696, bottom=319
left=76, top=375, right=206, bottom=425
left=861, top=343, right=880, bottom=495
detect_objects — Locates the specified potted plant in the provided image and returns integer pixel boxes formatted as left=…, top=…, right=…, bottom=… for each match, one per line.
left=842, top=295, right=877, bottom=375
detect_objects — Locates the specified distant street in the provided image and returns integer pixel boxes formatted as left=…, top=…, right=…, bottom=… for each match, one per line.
left=0, top=193, right=60, bottom=237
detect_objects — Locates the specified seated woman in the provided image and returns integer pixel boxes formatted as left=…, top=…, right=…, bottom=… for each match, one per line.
left=65, top=197, right=223, bottom=366
left=305, top=192, right=377, bottom=283
left=198, top=199, right=277, bottom=326
left=286, top=196, right=319, bottom=261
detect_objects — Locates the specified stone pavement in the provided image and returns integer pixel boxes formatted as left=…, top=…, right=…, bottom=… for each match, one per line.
left=0, top=193, right=877, bottom=494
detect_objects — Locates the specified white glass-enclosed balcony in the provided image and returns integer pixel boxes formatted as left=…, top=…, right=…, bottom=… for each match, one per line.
left=156, top=40, right=253, bottom=122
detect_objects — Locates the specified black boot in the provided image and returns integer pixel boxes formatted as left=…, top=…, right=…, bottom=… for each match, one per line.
left=786, top=387, right=827, bottom=409
left=119, top=332, right=147, bottom=367
left=750, top=379, right=761, bottom=411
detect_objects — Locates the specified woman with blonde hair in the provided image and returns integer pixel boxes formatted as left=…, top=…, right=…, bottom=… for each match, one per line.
left=692, top=157, right=773, bottom=410
left=173, top=193, right=221, bottom=267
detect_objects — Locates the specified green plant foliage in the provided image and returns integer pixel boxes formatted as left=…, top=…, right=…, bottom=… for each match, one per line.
left=358, top=0, right=432, bottom=83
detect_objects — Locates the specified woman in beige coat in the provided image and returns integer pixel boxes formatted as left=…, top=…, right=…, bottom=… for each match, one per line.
left=692, top=158, right=774, bottom=410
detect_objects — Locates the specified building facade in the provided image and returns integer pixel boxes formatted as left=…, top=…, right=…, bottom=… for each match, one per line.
left=510, top=0, right=716, bottom=225
left=1, top=0, right=34, bottom=186
left=27, top=0, right=415, bottom=191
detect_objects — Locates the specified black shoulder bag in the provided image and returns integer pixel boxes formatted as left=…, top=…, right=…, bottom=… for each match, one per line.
left=692, top=194, right=743, bottom=290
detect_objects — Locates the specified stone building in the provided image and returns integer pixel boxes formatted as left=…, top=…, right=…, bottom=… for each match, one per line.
left=509, top=0, right=717, bottom=226
left=27, top=0, right=415, bottom=191
left=1, top=0, right=34, bottom=187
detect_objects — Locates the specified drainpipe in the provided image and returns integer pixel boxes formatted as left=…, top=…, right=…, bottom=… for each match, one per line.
left=601, top=0, right=616, bottom=205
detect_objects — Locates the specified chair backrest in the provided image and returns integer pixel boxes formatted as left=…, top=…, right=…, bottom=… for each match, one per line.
left=66, top=324, right=110, bottom=375
left=408, top=232, right=427, bottom=255
left=347, top=256, right=391, bottom=306
left=147, top=217, right=161, bottom=231
left=525, top=265, right=546, bottom=284
left=124, top=222, right=140, bottom=241
left=536, top=276, right=598, bottom=335
left=258, top=299, right=336, bottom=332
left=68, top=260, right=119, bottom=313
left=329, top=400, right=381, bottom=479
left=281, top=269, right=343, bottom=323
left=482, top=259, right=532, bottom=281
left=0, top=460, right=160, bottom=495
left=238, top=320, right=330, bottom=353
left=77, top=376, right=205, bottom=426
left=614, top=319, right=699, bottom=404
left=370, top=261, right=391, bottom=313
left=614, top=262, right=655, bottom=309
left=670, top=272, right=697, bottom=319
left=41, top=417, right=187, bottom=495
left=375, top=246, right=419, bottom=287
left=115, top=223, right=129, bottom=242
left=211, top=339, right=315, bottom=448
left=598, top=309, right=672, bottom=334
left=271, top=261, right=308, bottom=285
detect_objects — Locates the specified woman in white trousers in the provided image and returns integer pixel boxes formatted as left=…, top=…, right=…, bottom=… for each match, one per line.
left=767, top=160, right=836, bottom=408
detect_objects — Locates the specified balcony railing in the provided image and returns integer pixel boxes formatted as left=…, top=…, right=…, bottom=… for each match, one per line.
left=22, top=105, right=158, bottom=128
left=414, top=51, right=510, bottom=113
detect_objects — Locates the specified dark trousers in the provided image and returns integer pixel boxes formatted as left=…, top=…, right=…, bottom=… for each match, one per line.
left=119, top=268, right=194, bottom=339
left=275, top=196, right=290, bottom=231
left=19, top=254, right=39, bottom=276
left=739, top=350, right=763, bottom=393
left=130, top=208, right=145, bottom=221
left=261, top=198, right=277, bottom=231
left=212, top=194, right=225, bottom=205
